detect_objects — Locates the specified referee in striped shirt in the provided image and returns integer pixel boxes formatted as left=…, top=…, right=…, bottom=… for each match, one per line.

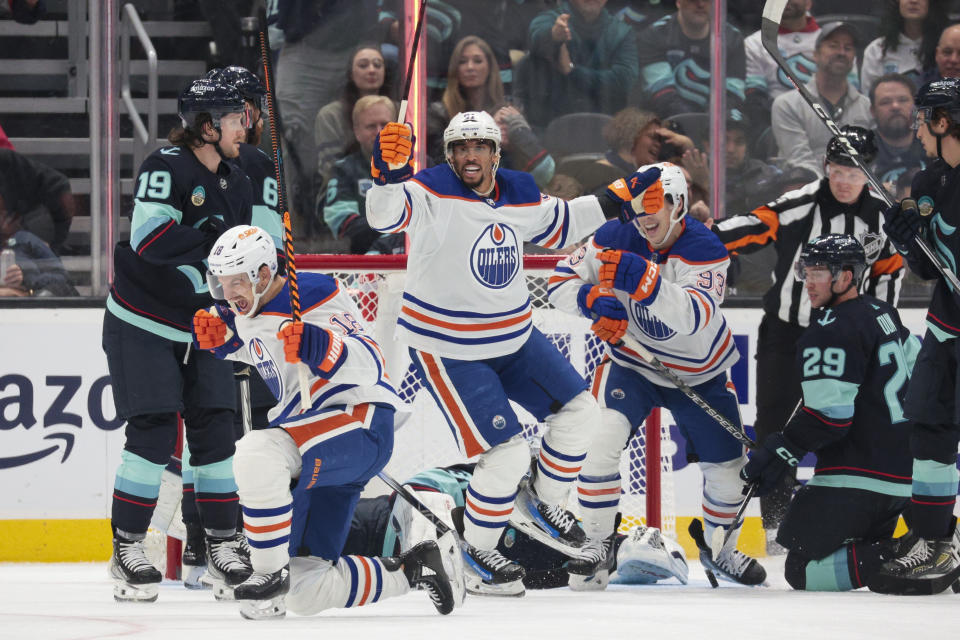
left=713, top=126, right=905, bottom=547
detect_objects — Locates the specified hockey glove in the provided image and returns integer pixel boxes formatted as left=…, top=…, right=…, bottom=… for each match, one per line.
left=277, top=321, right=346, bottom=377
left=597, top=249, right=661, bottom=305
left=193, top=304, right=243, bottom=358
left=199, top=215, right=229, bottom=250
left=605, top=166, right=662, bottom=223
left=739, top=432, right=805, bottom=497
left=371, top=122, right=415, bottom=185
left=882, top=199, right=922, bottom=255
left=577, top=284, right=629, bottom=343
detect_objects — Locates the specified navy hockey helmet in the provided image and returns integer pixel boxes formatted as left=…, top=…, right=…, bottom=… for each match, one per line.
left=206, top=66, right=266, bottom=111
left=795, top=233, right=867, bottom=285
left=913, top=78, right=960, bottom=130
left=177, top=78, right=246, bottom=130
left=825, top=125, right=877, bottom=167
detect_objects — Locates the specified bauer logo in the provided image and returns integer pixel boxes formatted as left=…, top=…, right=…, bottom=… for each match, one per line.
left=631, top=302, right=675, bottom=341
left=470, top=223, right=519, bottom=289
left=249, top=337, right=283, bottom=401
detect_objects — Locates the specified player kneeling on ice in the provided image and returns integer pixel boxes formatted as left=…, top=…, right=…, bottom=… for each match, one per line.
left=364, top=111, right=654, bottom=596
left=193, top=226, right=457, bottom=619
left=548, top=162, right=766, bottom=587
left=742, top=234, right=926, bottom=592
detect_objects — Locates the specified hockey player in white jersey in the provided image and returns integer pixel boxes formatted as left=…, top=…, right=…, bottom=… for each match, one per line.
left=192, top=226, right=456, bottom=618
left=548, top=163, right=766, bottom=587
left=364, top=111, right=657, bottom=596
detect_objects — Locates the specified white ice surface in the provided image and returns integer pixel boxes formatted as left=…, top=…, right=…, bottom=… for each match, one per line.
left=0, top=559, right=956, bottom=640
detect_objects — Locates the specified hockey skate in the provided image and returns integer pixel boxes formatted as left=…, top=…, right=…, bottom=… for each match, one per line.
left=181, top=523, right=208, bottom=590
left=110, top=536, right=162, bottom=602
left=613, top=525, right=689, bottom=585
left=383, top=540, right=456, bottom=615
left=203, top=535, right=253, bottom=600
left=868, top=524, right=960, bottom=596
left=452, top=507, right=526, bottom=597
left=689, top=518, right=765, bottom=587
left=567, top=533, right=617, bottom=590
left=235, top=565, right=290, bottom=620
left=512, top=473, right=587, bottom=551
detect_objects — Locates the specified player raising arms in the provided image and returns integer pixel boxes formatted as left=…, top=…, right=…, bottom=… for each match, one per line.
left=742, top=235, right=919, bottom=592
left=193, top=225, right=456, bottom=619
left=548, top=163, right=766, bottom=587
left=365, top=111, right=653, bottom=595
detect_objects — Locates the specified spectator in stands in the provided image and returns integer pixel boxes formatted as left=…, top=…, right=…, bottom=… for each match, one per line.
left=596, top=107, right=695, bottom=175
left=744, top=0, right=819, bottom=130
left=870, top=73, right=927, bottom=190
left=322, top=96, right=395, bottom=254
left=860, top=0, right=947, bottom=96
left=0, top=148, right=75, bottom=254
left=315, top=45, right=395, bottom=194
left=772, top=22, right=874, bottom=176
left=521, top=0, right=638, bottom=128
left=932, top=23, right=960, bottom=81
left=637, top=0, right=746, bottom=117
left=0, top=201, right=75, bottom=297
left=427, top=36, right=555, bottom=188
left=274, top=0, right=381, bottom=243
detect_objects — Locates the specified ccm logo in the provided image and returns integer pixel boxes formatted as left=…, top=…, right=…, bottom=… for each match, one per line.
left=638, top=263, right=660, bottom=296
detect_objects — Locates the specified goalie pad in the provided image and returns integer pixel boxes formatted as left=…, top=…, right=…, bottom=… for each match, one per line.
left=390, top=486, right=465, bottom=607
left=612, top=526, right=689, bottom=585
left=148, top=468, right=186, bottom=541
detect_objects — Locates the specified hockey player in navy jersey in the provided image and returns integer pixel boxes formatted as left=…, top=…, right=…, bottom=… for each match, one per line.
left=742, top=234, right=920, bottom=591
left=193, top=225, right=456, bottom=619
left=103, top=78, right=255, bottom=602
left=365, top=111, right=651, bottom=596
left=548, top=162, right=765, bottom=587
left=871, top=78, right=960, bottom=594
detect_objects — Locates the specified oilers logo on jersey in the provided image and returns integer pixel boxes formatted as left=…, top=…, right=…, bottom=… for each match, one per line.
left=470, top=223, right=520, bottom=289
left=249, top=337, right=283, bottom=401
left=631, top=301, right=676, bottom=341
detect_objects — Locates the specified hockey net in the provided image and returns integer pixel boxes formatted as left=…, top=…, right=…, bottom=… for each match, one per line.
left=301, top=254, right=676, bottom=538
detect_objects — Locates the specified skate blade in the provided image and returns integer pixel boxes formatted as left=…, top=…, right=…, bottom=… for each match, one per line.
left=509, top=517, right=584, bottom=555
left=464, top=575, right=525, bottom=597
left=113, top=580, right=159, bottom=602
left=568, top=570, right=610, bottom=591
left=240, top=597, right=286, bottom=620
left=183, top=565, right=210, bottom=590
left=207, top=576, right=237, bottom=601
left=870, top=568, right=960, bottom=596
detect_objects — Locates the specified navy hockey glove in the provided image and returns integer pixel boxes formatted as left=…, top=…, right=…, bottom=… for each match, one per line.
left=371, top=122, right=415, bottom=185
left=597, top=249, right=662, bottom=305
left=192, top=304, right=243, bottom=358
left=882, top=199, right=921, bottom=255
left=740, top=433, right=805, bottom=497
left=278, top=321, right=346, bottom=378
left=577, top=284, right=628, bottom=343
left=605, top=166, right=662, bottom=222
left=199, top=215, right=229, bottom=249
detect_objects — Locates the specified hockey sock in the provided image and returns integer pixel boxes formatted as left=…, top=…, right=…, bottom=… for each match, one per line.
left=577, top=408, right=631, bottom=539
left=788, top=542, right=884, bottom=591
left=700, top=458, right=748, bottom=545
left=463, top=437, right=528, bottom=549
left=537, top=391, right=598, bottom=504
left=193, top=456, right=240, bottom=535
left=910, top=458, right=959, bottom=539
left=287, top=555, right=407, bottom=616
left=112, top=450, right=165, bottom=537
left=180, top=448, right=200, bottom=528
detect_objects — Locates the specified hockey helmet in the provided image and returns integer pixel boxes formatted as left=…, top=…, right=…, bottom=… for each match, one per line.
left=444, top=111, right=501, bottom=157
left=913, top=78, right=960, bottom=130
left=795, top=233, right=867, bottom=285
left=207, top=225, right=278, bottom=316
left=629, top=162, right=689, bottom=246
left=206, top=66, right=267, bottom=111
left=177, top=78, right=247, bottom=131
left=825, top=125, right=877, bottom=167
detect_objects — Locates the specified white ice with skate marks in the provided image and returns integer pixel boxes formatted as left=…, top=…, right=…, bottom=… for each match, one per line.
left=1, top=560, right=956, bottom=640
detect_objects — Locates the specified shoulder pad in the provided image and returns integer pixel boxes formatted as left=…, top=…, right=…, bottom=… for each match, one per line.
left=413, top=165, right=469, bottom=197
left=299, top=272, right=341, bottom=311
left=495, top=169, right=542, bottom=205
left=669, top=219, right=728, bottom=263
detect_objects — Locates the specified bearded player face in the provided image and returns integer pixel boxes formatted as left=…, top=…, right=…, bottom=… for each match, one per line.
left=451, top=139, right=498, bottom=194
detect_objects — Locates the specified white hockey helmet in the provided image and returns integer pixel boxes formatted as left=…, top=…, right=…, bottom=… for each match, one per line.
left=206, top=225, right=278, bottom=316
left=630, top=162, right=689, bottom=246
left=443, top=111, right=502, bottom=177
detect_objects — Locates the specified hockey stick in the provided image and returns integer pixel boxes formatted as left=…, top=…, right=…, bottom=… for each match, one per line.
left=760, top=0, right=960, bottom=295
left=396, top=0, right=428, bottom=123
left=619, top=334, right=756, bottom=449
left=687, top=519, right=720, bottom=588
left=236, top=365, right=253, bottom=434
left=709, top=398, right=804, bottom=559
left=378, top=470, right=455, bottom=536
left=258, top=10, right=311, bottom=411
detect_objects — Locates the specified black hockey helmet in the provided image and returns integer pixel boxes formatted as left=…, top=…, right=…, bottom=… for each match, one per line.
left=913, top=78, right=960, bottom=129
left=206, top=66, right=266, bottom=111
left=795, top=233, right=867, bottom=285
left=825, top=125, right=877, bottom=167
left=177, top=78, right=246, bottom=131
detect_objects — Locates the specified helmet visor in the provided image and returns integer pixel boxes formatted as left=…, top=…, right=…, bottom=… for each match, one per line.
left=912, top=106, right=935, bottom=131
left=794, top=260, right=836, bottom=283
left=206, top=270, right=254, bottom=301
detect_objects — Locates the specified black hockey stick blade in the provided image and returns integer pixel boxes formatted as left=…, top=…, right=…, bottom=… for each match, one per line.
left=688, top=518, right=719, bottom=588
left=378, top=470, right=452, bottom=536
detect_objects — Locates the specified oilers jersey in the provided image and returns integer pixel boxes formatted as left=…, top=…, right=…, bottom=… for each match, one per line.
left=548, top=218, right=738, bottom=388
left=365, top=165, right=606, bottom=360
left=225, top=273, right=405, bottom=424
